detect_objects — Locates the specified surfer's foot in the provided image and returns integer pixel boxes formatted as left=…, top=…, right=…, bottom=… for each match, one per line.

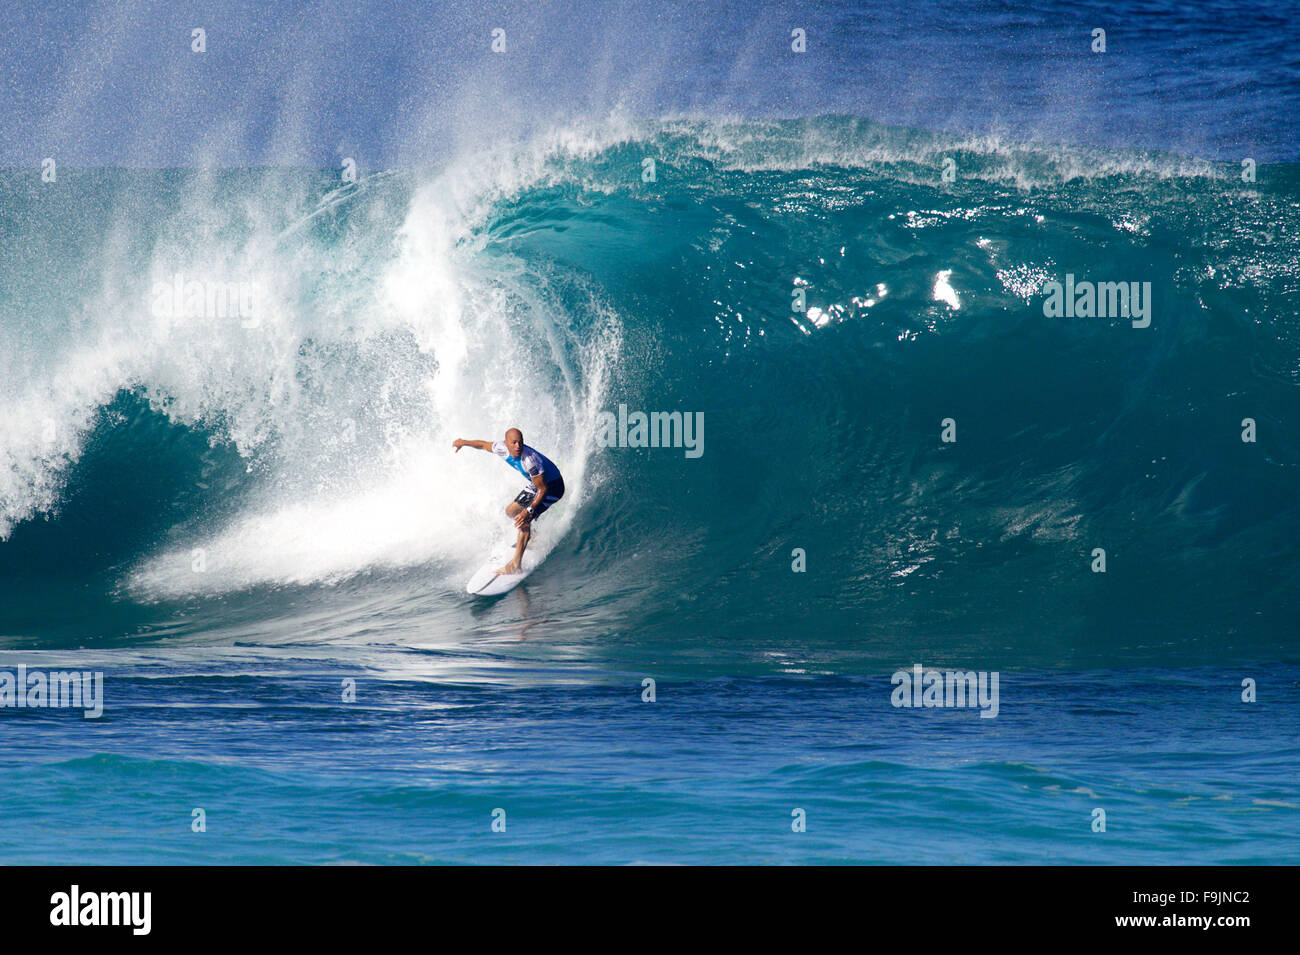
left=494, top=561, right=520, bottom=575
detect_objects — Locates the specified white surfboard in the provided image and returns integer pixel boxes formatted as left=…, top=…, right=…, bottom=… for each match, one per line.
left=465, top=524, right=543, bottom=596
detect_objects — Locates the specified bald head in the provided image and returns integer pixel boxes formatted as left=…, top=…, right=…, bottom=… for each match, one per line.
left=504, top=428, right=524, bottom=457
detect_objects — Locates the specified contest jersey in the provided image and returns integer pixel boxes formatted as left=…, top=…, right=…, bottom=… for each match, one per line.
left=492, top=441, right=563, bottom=485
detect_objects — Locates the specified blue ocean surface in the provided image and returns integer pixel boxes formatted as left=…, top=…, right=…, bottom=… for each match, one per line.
left=0, top=0, right=1297, bottom=864
left=2, top=655, right=1297, bottom=865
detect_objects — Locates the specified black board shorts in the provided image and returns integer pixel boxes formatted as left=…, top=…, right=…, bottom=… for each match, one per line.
left=513, top=477, right=564, bottom=518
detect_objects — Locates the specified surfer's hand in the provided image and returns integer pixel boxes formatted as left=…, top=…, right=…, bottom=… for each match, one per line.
left=514, top=509, right=531, bottom=528
left=452, top=438, right=463, bottom=452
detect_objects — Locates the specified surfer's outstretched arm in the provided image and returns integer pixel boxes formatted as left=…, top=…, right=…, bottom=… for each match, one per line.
left=452, top=438, right=492, bottom=452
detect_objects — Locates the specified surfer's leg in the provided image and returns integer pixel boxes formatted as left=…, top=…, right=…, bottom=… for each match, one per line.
left=513, top=523, right=531, bottom=567
left=496, top=521, right=530, bottom=574
left=497, top=498, right=532, bottom=574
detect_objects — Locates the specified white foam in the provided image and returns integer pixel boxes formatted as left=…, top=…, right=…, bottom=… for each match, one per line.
left=1, top=128, right=625, bottom=597
left=933, top=270, right=961, bottom=310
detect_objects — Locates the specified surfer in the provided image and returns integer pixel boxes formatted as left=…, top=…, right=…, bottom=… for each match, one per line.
left=453, top=428, right=565, bottom=574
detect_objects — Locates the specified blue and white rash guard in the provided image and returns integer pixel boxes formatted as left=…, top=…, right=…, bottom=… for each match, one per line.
left=492, top=441, right=563, bottom=485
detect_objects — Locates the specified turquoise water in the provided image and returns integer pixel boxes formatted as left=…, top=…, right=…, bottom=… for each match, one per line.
left=1, top=2, right=1298, bottom=864
left=2, top=655, right=1296, bottom=864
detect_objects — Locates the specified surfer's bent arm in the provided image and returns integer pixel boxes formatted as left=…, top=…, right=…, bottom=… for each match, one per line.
left=525, top=474, right=547, bottom=512
left=452, top=438, right=492, bottom=452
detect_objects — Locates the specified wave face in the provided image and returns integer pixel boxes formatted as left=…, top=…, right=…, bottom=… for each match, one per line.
left=1, top=117, right=1297, bottom=667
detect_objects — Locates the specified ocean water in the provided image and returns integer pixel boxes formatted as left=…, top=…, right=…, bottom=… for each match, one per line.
left=1, top=0, right=1298, bottom=864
